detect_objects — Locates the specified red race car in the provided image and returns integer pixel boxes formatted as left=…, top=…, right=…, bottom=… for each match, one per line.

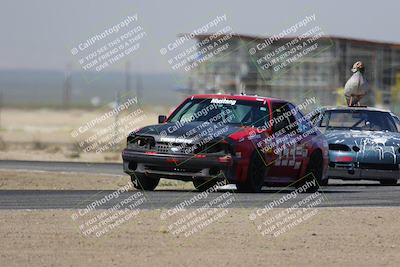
left=122, top=94, right=329, bottom=193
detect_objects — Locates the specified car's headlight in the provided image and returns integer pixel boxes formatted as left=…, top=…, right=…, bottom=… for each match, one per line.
left=127, top=135, right=155, bottom=149
left=329, top=144, right=351, bottom=151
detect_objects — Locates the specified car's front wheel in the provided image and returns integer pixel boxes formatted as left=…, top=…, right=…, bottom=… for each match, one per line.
left=236, top=152, right=266, bottom=193
left=380, top=179, right=398, bottom=186
left=131, top=173, right=160, bottom=191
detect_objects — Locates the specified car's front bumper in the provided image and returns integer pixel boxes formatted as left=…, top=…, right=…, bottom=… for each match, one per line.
left=122, top=148, right=235, bottom=181
left=327, top=162, right=399, bottom=181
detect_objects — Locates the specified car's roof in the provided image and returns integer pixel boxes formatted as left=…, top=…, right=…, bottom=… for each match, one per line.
left=323, top=106, right=391, bottom=113
left=188, top=94, right=284, bottom=103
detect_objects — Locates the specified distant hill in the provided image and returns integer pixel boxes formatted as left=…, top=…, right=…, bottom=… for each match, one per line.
left=0, top=69, right=186, bottom=108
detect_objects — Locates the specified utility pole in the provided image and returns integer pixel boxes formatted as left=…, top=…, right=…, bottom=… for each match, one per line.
left=0, top=90, right=3, bottom=129
left=63, top=63, right=72, bottom=109
left=125, top=61, right=131, bottom=103
left=113, top=91, right=121, bottom=150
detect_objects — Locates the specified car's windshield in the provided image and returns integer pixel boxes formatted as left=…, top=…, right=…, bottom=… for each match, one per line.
left=167, top=98, right=271, bottom=127
left=320, top=109, right=398, bottom=132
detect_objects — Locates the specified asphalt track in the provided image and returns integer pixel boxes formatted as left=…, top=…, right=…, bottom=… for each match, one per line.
left=0, top=160, right=399, bottom=209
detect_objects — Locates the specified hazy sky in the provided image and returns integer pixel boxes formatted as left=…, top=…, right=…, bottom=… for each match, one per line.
left=1, top=0, right=399, bottom=73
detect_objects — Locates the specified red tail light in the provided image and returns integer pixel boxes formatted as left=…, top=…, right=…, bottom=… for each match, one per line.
left=166, top=158, right=179, bottom=164
left=335, top=156, right=353, bottom=162
left=218, top=155, right=232, bottom=164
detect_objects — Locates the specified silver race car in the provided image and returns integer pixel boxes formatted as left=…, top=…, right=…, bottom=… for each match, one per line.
left=313, top=106, right=400, bottom=185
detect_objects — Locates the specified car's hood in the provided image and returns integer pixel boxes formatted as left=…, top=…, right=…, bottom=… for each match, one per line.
left=132, top=122, right=247, bottom=143
left=325, top=129, right=400, bottom=164
left=325, top=129, right=400, bottom=147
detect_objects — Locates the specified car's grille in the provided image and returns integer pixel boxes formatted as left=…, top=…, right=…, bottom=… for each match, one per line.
left=145, top=165, right=202, bottom=173
left=358, top=163, right=399, bottom=171
left=129, top=137, right=228, bottom=155
left=156, top=143, right=171, bottom=153
left=155, top=142, right=194, bottom=154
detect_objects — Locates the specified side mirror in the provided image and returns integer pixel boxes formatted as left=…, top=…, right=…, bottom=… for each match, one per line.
left=158, top=115, right=167, bottom=124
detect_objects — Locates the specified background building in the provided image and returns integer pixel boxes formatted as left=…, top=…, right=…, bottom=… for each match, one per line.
left=187, top=34, right=400, bottom=113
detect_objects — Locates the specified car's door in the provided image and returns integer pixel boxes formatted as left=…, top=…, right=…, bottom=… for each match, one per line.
left=266, top=102, right=303, bottom=179
left=291, top=106, right=320, bottom=177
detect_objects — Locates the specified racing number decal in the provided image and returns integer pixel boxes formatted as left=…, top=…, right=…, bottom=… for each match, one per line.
left=274, top=144, right=307, bottom=170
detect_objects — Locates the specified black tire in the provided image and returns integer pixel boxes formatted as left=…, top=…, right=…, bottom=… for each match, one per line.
left=380, top=179, right=398, bottom=185
left=131, top=173, right=159, bottom=191
left=236, top=152, right=266, bottom=193
left=320, top=178, right=329, bottom=186
left=193, top=179, right=218, bottom=192
left=296, top=151, right=323, bottom=193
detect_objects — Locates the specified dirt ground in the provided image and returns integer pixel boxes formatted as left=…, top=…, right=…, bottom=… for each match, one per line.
left=0, top=108, right=163, bottom=144
left=0, top=108, right=163, bottom=163
left=0, top=208, right=399, bottom=267
left=0, top=147, right=123, bottom=163
left=0, top=170, right=194, bottom=190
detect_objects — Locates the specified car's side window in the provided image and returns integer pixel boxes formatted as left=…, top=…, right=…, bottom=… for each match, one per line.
left=271, top=102, right=295, bottom=133
left=287, top=103, right=313, bottom=134
left=310, top=110, right=321, bottom=126
left=320, top=112, right=330, bottom=127
left=309, top=109, right=327, bottom=127
left=393, top=116, right=400, bottom=132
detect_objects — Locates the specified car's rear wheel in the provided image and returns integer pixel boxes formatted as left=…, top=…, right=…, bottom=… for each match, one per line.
left=236, top=152, right=266, bottom=193
left=320, top=178, right=329, bottom=186
left=380, top=179, right=398, bottom=185
left=296, top=151, right=323, bottom=193
left=131, top=173, right=159, bottom=191
left=193, top=179, right=218, bottom=192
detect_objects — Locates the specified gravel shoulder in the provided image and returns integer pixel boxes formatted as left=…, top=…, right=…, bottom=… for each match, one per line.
left=0, top=208, right=399, bottom=267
